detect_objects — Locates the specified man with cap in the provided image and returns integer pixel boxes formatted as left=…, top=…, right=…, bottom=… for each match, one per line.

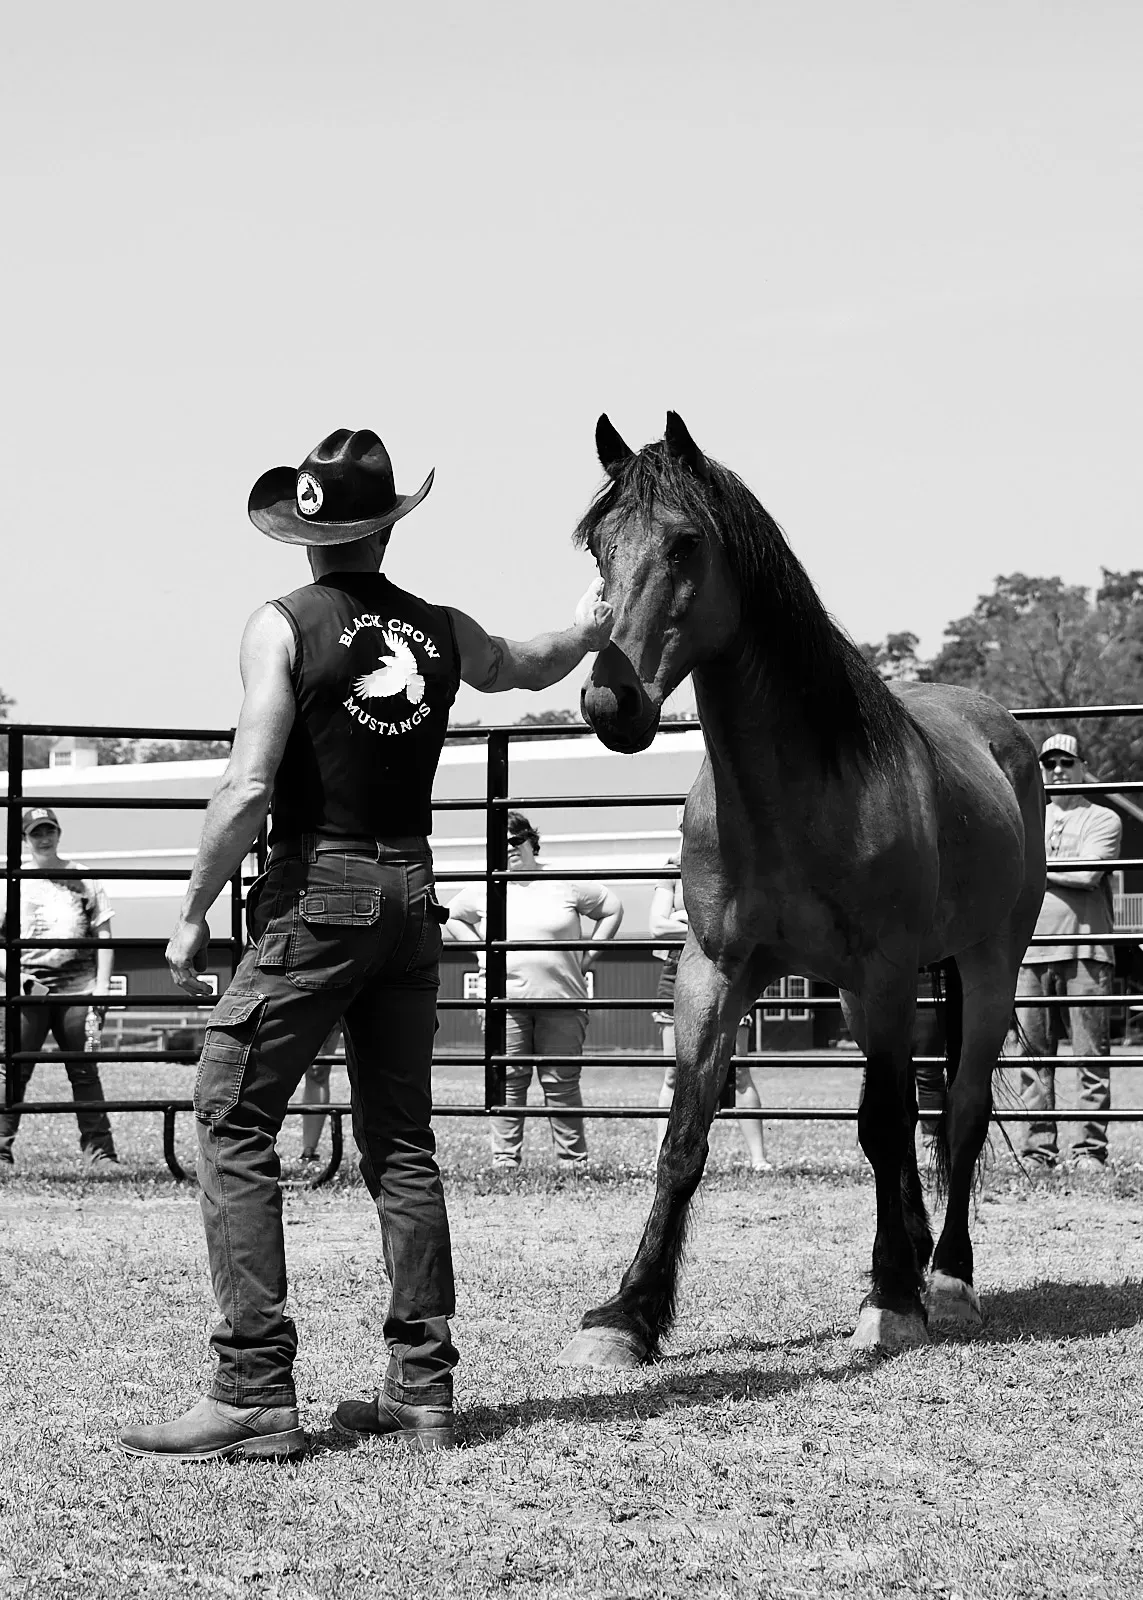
left=0, top=807, right=118, bottom=1170
left=1016, top=733, right=1122, bottom=1171
left=119, top=428, right=613, bottom=1461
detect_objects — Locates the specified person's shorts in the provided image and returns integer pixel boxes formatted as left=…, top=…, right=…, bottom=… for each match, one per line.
left=653, top=955, right=679, bottom=1027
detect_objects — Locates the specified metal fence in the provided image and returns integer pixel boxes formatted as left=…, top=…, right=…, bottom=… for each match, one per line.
left=4, top=706, right=1143, bottom=1184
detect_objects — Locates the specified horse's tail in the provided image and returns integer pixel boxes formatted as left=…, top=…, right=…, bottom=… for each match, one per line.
left=928, top=958, right=963, bottom=1198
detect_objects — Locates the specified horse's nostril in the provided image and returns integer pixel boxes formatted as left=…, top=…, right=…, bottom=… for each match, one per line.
left=613, top=682, right=642, bottom=722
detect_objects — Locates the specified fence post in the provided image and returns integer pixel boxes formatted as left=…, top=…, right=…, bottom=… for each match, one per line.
left=484, top=730, right=509, bottom=1115
left=4, top=731, right=23, bottom=1119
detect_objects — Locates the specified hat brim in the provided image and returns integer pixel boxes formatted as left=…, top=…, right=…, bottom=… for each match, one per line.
left=248, top=467, right=435, bottom=546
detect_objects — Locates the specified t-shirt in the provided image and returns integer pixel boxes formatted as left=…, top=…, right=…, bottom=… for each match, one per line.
left=0, top=860, right=112, bottom=993
left=447, top=875, right=614, bottom=1002
left=652, top=855, right=685, bottom=965
left=1026, top=800, right=1122, bottom=965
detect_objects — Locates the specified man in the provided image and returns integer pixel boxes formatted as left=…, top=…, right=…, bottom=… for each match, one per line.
left=1017, top=733, right=1122, bottom=1171
left=0, top=807, right=118, bottom=1171
left=118, top=428, right=612, bottom=1461
left=445, top=810, right=623, bottom=1169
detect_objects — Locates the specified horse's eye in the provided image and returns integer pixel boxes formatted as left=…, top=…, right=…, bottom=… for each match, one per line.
left=668, top=536, right=700, bottom=567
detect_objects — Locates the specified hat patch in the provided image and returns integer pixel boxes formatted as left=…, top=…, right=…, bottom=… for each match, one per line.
left=297, top=472, right=323, bottom=516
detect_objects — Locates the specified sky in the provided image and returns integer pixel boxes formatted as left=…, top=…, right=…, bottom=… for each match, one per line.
left=2, top=0, right=1141, bottom=735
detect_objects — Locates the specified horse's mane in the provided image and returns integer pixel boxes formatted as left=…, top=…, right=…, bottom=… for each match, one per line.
left=573, top=442, right=917, bottom=771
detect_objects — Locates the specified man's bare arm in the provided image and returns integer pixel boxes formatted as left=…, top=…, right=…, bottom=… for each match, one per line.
left=447, top=579, right=612, bottom=694
left=166, top=605, right=295, bottom=994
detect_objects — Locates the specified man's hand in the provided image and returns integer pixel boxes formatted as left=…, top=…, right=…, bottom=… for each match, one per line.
left=166, top=915, right=214, bottom=997
left=574, top=578, right=613, bottom=652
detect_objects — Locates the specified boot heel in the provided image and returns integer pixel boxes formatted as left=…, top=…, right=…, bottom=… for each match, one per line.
left=237, top=1427, right=308, bottom=1460
left=402, top=1425, right=456, bottom=1452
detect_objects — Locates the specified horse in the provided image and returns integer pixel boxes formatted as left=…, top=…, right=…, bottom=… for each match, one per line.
left=558, top=411, right=1046, bottom=1365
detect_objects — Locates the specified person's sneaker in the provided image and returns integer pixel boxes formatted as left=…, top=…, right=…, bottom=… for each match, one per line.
left=119, top=1396, right=306, bottom=1461
left=1070, top=1154, right=1108, bottom=1174
left=331, top=1393, right=456, bottom=1451
left=299, top=1150, right=320, bottom=1164
left=750, top=1159, right=775, bottom=1174
left=1022, top=1153, right=1058, bottom=1175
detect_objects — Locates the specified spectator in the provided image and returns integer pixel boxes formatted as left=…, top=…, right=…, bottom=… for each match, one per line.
left=1017, top=734, right=1122, bottom=1171
left=446, top=811, right=622, bottom=1170
left=0, top=807, right=118, bottom=1172
left=649, top=819, right=771, bottom=1171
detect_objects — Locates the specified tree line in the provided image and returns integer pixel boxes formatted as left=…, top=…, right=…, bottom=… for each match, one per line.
left=858, top=569, right=1143, bottom=780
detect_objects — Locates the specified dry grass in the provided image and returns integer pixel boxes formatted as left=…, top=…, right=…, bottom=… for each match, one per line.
left=0, top=1059, right=1141, bottom=1598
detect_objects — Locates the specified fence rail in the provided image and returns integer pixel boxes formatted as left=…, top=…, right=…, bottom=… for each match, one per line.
left=5, top=705, right=1143, bottom=1183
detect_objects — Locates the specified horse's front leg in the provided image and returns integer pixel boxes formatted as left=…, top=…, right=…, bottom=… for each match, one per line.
left=851, top=976, right=931, bottom=1353
left=557, top=941, right=753, bottom=1368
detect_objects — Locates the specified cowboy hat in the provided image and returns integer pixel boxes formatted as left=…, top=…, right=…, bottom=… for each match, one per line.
left=248, top=428, right=434, bottom=546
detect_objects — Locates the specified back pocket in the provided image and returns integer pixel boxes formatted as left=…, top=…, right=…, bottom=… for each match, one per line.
left=194, top=991, right=266, bottom=1124
left=285, top=886, right=384, bottom=990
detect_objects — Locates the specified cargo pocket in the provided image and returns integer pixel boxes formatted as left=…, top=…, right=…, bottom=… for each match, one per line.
left=286, top=886, right=383, bottom=990
left=194, top=991, right=266, bottom=1124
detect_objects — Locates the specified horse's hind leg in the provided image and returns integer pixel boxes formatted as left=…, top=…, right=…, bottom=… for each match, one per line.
left=558, top=945, right=754, bottom=1368
left=843, top=988, right=932, bottom=1277
left=927, top=939, right=1017, bottom=1328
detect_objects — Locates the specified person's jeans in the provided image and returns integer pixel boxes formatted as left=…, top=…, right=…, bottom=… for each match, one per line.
left=491, top=1007, right=588, bottom=1166
left=0, top=999, right=115, bottom=1159
left=193, top=836, right=457, bottom=1409
left=1016, top=959, right=1112, bottom=1164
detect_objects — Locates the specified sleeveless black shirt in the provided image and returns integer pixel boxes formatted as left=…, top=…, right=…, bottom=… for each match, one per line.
left=269, top=573, right=460, bottom=841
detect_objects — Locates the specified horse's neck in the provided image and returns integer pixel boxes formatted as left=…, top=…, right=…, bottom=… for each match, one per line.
left=692, top=657, right=834, bottom=819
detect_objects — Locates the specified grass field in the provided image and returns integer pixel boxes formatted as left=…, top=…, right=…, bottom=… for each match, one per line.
left=0, top=1058, right=1141, bottom=1599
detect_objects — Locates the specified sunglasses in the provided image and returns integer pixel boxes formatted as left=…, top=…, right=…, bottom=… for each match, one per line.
left=507, top=833, right=533, bottom=848
left=1040, top=756, right=1076, bottom=770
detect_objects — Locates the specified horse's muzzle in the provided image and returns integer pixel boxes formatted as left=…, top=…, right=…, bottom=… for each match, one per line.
left=580, top=645, right=661, bottom=753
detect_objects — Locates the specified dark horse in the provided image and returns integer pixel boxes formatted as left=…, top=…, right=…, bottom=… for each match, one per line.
left=559, top=412, right=1045, bottom=1364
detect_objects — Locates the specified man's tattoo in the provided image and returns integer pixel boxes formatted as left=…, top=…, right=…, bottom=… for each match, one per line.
left=473, top=635, right=506, bottom=691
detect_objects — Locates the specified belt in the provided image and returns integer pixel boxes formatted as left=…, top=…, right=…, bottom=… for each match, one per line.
left=268, top=833, right=431, bottom=863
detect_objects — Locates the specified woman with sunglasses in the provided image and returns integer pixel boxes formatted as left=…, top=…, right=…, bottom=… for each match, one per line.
left=1016, top=734, right=1122, bottom=1171
left=446, top=812, right=623, bottom=1169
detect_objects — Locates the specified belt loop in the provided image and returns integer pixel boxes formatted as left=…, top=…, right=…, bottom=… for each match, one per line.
left=304, top=833, right=317, bottom=864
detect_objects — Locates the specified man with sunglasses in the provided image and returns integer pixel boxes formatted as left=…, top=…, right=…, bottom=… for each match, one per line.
left=0, top=807, right=118, bottom=1171
left=1016, top=734, right=1121, bottom=1171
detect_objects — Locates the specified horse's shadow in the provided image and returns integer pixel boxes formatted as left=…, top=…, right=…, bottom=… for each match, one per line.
left=309, top=1282, right=1143, bottom=1452
left=972, top=1279, right=1143, bottom=1342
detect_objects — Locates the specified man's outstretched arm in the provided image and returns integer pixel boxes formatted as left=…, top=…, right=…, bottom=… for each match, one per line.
left=166, top=605, right=296, bottom=995
left=447, top=579, right=613, bottom=694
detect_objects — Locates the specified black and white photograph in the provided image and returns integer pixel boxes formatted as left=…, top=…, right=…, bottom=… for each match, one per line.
left=1, top=2, right=1140, bottom=1596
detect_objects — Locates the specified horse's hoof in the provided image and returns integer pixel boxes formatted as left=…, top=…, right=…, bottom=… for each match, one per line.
left=555, top=1327, right=647, bottom=1368
left=926, top=1271, right=983, bottom=1327
left=849, top=1304, right=930, bottom=1353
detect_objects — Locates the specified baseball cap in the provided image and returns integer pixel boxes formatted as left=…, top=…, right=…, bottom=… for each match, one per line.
left=1040, top=734, right=1082, bottom=762
left=22, top=806, right=60, bottom=835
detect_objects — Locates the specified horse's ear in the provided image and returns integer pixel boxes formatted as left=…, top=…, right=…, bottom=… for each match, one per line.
left=664, top=411, right=709, bottom=481
left=596, top=414, right=634, bottom=479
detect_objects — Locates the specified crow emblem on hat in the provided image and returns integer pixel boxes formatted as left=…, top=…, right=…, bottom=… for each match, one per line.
left=353, top=632, right=426, bottom=706
left=297, top=472, right=323, bottom=516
